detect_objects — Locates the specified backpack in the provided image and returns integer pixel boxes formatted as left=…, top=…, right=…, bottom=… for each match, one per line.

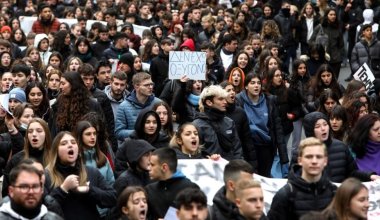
left=286, top=181, right=337, bottom=219
left=315, top=24, right=329, bottom=49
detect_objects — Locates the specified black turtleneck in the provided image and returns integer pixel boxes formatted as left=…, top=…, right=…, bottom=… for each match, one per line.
left=11, top=199, right=42, bottom=219
left=56, top=161, right=80, bottom=178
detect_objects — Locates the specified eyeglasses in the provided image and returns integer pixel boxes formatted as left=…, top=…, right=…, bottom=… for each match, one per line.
left=141, top=83, right=155, bottom=88
left=13, top=184, right=42, bottom=193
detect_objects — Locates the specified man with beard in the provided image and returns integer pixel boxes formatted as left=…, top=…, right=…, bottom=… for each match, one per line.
left=0, top=164, right=62, bottom=219
left=32, top=3, right=60, bottom=35
left=104, top=71, right=130, bottom=125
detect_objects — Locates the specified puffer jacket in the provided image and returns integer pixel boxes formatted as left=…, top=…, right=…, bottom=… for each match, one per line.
left=293, top=112, right=373, bottom=183
left=236, top=92, right=289, bottom=164
left=114, top=90, right=161, bottom=140
left=210, top=186, right=240, bottom=220
left=267, top=165, right=336, bottom=220
left=351, top=37, right=380, bottom=77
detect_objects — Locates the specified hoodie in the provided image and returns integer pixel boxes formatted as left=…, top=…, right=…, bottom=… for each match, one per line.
left=297, top=111, right=372, bottom=182
left=238, top=92, right=271, bottom=144
left=0, top=201, right=59, bottom=220
left=104, top=85, right=129, bottom=120
left=34, top=33, right=51, bottom=65
left=211, top=186, right=240, bottom=220
left=179, top=39, right=195, bottom=51
left=357, top=9, right=379, bottom=39
left=113, top=139, right=155, bottom=193
left=146, top=170, right=199, bottom=219
left=130, top=109, right=169, bottom=149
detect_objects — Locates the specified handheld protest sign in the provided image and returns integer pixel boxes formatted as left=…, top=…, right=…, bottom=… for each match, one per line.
left=353, top=62, right=375, bottom=92
left=169, top=51, right=206, bottom=80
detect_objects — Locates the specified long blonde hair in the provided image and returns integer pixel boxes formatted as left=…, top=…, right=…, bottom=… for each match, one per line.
left=46, top=131, right=88, bottom=188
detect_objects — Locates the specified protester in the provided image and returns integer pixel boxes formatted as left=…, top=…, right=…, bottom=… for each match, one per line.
left=175, top=188, right=208, bottom=220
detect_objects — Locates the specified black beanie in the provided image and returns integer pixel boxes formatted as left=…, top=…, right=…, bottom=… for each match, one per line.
left=303, top=112, right=329, bottom=138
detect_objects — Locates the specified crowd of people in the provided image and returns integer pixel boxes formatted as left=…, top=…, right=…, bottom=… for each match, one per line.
left=0, top=0, right=379, bottom=219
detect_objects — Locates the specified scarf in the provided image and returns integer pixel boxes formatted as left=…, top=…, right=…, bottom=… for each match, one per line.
left=187, top=93, right=200, bottom=107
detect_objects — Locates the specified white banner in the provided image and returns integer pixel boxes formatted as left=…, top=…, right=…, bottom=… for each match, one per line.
left=178, top=159, right=380, bottom=219
left=169, top=51, right=206, bottom=80
left=353, top=62, right=375, bottom=91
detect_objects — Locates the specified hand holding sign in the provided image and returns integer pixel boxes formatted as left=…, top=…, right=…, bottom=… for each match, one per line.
left=169, top=51, right=207, bottom=80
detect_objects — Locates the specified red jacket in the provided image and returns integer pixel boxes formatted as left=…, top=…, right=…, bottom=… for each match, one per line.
left=31, top=18, right=60, bottom=34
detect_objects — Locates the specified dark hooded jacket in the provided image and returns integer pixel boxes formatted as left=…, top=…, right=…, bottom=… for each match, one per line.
left=114, top=139, right=155, bottom=193
left=210, top=186, right=240, bottom=220
left=129, top=109, right=169, bottom=149
left=146, top=171, right=199, bottom=219
left=149, top=51, right=169, bottom=97
left=91, top=39, right=111, bottom=60
left=226, top=103, right=258, bottom=171
left=292, top=112, right=373, bottom=183
left=267, top=165, right=336, bottom=220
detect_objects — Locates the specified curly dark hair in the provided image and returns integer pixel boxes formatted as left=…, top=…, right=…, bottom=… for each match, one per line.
left=51, top=30, right=72, bottom=58
left=56, top=72, right=90, bottom=131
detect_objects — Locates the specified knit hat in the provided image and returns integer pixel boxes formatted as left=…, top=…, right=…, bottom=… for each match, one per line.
left=38, top=3, right=50, bottom=14
left=303, top=112, right=329, bottom=138
left=8, top=88, right=26, bottom=103
left=119, top=53, right=134, bottom=68
left=121, top=23, right=134, bottom=33
left=0, top=26, right=11, bottom=33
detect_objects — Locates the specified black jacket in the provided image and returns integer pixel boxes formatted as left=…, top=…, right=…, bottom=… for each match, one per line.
left=92, top=39, right=111, bottom=60
left=103, top=45, right=130, bottom=60
left=150, top=51, right=169, bottom=97
left=210, top=186, right=240, bottom=220
left=295, top=112, right=373, bottom=183
left=130, top=109, right=169, bottom=149
left=114, top=138, right=155, bottom=180
left=226, top=103, right=258, bottom=171
left=267, top=165, right=336, bottom=220
left=207, top=57, right=225, bottom=84
left=193, top=107, right=243, bottom=160
left=274, top=11, right=298, bottom=47
left=44, top=166, right=117, bottom=220
left=171, top=81, right=200, bottom=124
left=268, top=86, right=302, bottom=135
left=90, top=87, right=117, bottom=152
left=145, top=172, right=199, bottom=220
